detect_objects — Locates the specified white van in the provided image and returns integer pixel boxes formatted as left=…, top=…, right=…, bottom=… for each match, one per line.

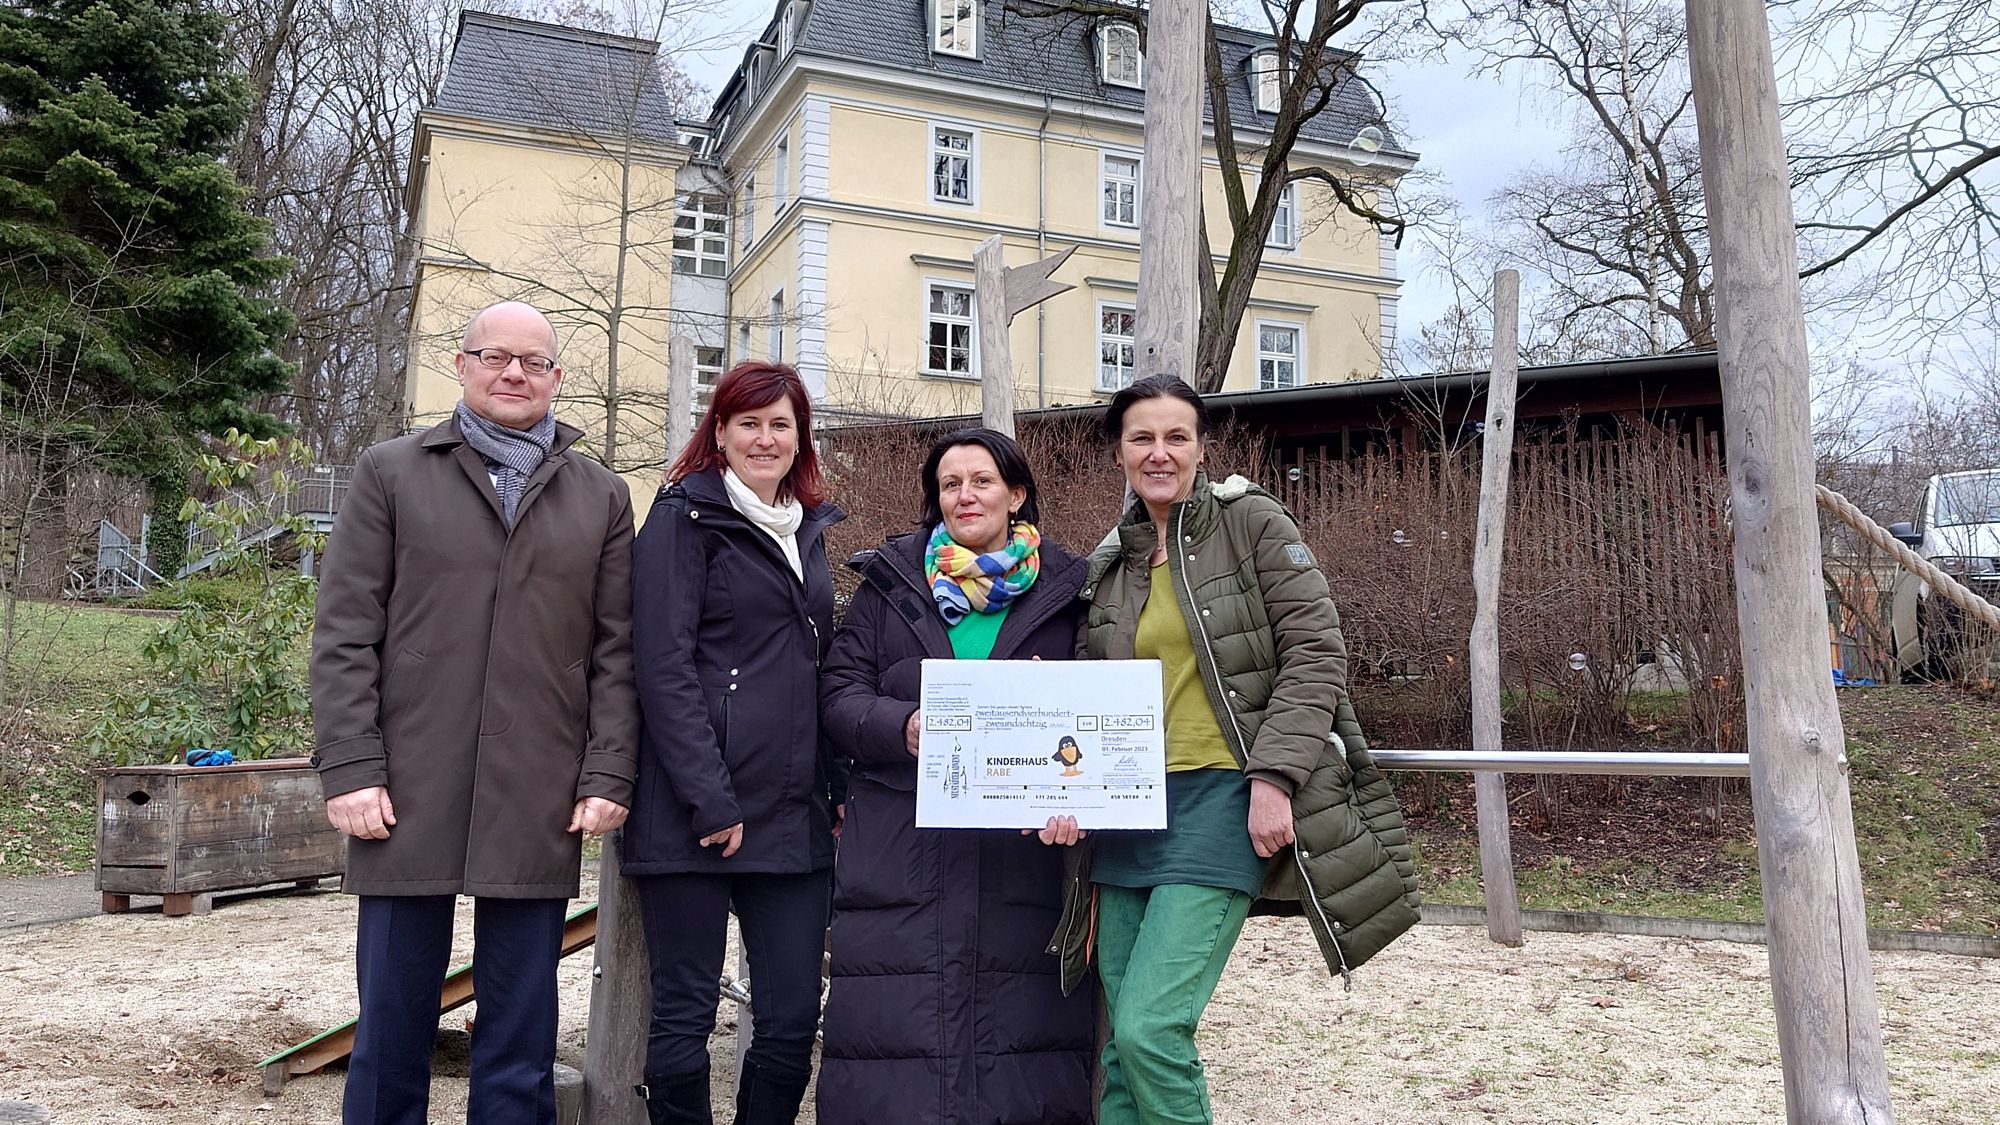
left=1889, top=469, right=2000, bottom=678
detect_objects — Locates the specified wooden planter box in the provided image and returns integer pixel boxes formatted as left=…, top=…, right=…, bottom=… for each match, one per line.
left=95, top=757, right=345, bottom=916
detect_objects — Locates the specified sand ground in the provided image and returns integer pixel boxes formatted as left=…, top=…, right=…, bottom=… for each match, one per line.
left=1, top=878, right=1994, bottom=1123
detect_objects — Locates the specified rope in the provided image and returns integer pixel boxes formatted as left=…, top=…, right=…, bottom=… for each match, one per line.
left=1814, top=484, right=2000, bottom=633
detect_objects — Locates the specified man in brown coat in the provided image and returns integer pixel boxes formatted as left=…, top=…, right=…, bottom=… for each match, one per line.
left=311, top=300, right=639, bottom=1125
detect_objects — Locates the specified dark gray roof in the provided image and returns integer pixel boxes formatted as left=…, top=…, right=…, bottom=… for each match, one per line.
left=715, top=0, right=1402, bottom=157
left=433, top=11, right=681, bottom=141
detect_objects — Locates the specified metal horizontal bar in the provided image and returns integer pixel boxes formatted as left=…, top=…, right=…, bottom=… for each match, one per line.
left=1371, top=749, right=1751, bottom=777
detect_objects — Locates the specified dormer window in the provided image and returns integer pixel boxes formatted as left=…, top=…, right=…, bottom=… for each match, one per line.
left=934, top=0, right=977, bottom=58
left=1249, top=50, right=1281, bottom=113
left=1099, top=22, right=1142, bottom=88
left=778, top=2, right=795, bottom=55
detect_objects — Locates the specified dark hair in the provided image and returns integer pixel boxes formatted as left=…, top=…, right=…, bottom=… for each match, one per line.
left=667, top=360, right=827, bottom=507
left=1102, top=374, right=1209, bottom=442
left=917, top=427, right=1041, bottom=528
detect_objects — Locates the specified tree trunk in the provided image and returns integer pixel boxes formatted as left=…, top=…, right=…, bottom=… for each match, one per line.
left=1684, top=1, right=1895, bottom=1119
left=1133, top=0, right=1204, bottom=385
left=1470, top=269, right=1524, bottom=947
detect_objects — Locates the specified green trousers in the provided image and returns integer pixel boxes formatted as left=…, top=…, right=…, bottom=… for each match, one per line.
left=1095, top=882, right=1253, bottom=1125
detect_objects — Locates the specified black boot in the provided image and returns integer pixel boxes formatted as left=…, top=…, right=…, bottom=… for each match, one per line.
left=732, top=1060, right=808, bottom=1125
left=637, top=1064, right=713, bottom=1125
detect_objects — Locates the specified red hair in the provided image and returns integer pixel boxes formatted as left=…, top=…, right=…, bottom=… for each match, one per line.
left=667, top=359, right=828, bottom=507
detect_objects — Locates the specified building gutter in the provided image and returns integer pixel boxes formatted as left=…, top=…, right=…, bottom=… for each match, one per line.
left=1037, top=92, right=1054, bottom=409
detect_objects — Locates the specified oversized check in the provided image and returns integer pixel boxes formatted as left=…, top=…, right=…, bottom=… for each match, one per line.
left=915, top=658, right=1166, bottom=830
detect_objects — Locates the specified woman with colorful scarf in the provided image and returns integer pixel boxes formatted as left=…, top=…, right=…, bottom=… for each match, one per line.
left=816, top=428, right=1095, bottom=1125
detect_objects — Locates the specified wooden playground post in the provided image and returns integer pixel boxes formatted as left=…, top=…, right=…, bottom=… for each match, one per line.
left=1683, top=0, right=1895, bottom=1119
left=973, top=235, right=1076, bottom=436
left=1132, top=0, right=1203, bottom=383
left=974, top=236, right=1015, bottom=436
left=1469, top=269, right=1523, bottom=947
left=581, top=339, right=697, bottom=1123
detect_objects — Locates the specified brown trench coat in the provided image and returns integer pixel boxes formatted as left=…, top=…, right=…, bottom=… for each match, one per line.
left=309, top=415, right=640, bottom=898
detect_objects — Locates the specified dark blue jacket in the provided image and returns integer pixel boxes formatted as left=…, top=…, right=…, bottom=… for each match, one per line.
left=815, top=530, right=1093, bottom=1125
left=621, top=467, right=843, bottom=875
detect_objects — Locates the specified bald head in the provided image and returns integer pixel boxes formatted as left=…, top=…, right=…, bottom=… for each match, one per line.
left=461, top=301, right=559, bottom=356
left=455, top=300, right=564, bottom=430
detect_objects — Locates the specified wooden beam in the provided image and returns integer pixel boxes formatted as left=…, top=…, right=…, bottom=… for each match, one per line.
left=1132, top=0, right=1202, bottom=384
left=1683, top=1, right=1895, bottom=1119
left=973, top=235, right=1016, bottom=436
left=1470, top=270, right=1523, bottom=948
left=260, top=906, right=601, bottom=1095
left=581, top=845, right=648, bottom=1124
left=1003, top=244, right=1076, bottom=319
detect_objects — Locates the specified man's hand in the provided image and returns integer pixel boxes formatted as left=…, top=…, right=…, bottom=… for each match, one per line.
left=832, top=803, right=846, bottom=840
left=904, top=709, right=922, bottom=757
left=568, top=797, right=628, bottom=836
left=1022, top=814, right=1085, bottom=846
left=1248, top=777, right=1296, bottom=859
left=699, top=822, right=745, bottom=857
left=327, top=786, right=396, bottom=840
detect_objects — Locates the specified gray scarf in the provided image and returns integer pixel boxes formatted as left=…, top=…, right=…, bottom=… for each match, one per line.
left=454, top=401, right=556, bottom=526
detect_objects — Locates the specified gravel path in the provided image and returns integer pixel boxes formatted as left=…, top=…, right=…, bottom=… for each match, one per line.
left=0, top=885, right=1992, bottom=1123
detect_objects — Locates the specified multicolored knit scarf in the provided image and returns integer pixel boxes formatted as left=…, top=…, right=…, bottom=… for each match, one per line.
left=925, top=521, right=1041, bottom=625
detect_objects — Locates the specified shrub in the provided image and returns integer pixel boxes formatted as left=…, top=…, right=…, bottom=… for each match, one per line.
left=87, top=431, right=324, bottom=764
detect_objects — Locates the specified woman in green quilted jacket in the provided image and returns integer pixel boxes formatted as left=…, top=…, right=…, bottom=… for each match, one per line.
left=1060, top=374, right=1419, bottom=1125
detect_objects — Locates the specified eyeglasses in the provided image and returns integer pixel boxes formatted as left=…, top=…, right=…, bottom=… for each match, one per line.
left=462, top=348, right=557, bottom=376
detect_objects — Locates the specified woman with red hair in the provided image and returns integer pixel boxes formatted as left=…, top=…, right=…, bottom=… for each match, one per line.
left=622, top=360, right=844, bottom=1125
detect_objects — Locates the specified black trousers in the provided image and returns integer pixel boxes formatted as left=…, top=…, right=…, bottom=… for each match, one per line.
left=633, top=870, right=831, bottom=1085
left=344, top=894, right=568, bottom=1125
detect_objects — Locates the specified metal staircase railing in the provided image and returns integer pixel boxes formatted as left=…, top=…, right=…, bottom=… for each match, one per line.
left=90, top=465, right=352, bottom=591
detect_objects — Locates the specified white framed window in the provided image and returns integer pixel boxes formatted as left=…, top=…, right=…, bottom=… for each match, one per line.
left=1096, top=303, right=1137, bottom=391
left=1099, top=21, right=1142, bottom=88
left=778, top=1, right=795, bottom=55
left=1256, top=321, right=1302, bottom=389
left=930, top=124, right=975, bottom=204
left=739, top=173, right=756, bottom=250
left=673, top=193, right=730, bottom=277
left=737, top=322, right=753, bottom=362
left=1266, top=181, right=1297, bottom=249
left=774, top=138, right=789, bottom=215
left=1249, top=50, right=1281, bottom=114
left=924, top=282, right=975, bottom=377
left=770, top=291, right=786, bottom=362
left=933, top=0, right=977, bottom=57
left=694, top=345, right=725, bottom=412
left=1101, top=152, right=1140, bottom=227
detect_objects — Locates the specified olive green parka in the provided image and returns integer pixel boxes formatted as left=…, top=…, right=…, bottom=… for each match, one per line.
left=1050, top=474, right=1420, bottom=990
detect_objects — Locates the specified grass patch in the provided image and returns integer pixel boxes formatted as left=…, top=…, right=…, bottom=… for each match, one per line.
left=1407, top=685, right=2000, bottom=935
left=2, top=599, right=173, bottom=876
left=3, top=598, right=162, bottom=730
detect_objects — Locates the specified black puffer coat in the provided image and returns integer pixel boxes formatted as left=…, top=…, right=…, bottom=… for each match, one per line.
left=621, top=467, right=843, bottom=875
left=816, top=531, right=1093, bottom=1125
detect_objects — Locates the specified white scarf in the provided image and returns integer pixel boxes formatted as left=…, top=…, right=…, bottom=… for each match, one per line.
left=723, top=468, right=804, bottom=580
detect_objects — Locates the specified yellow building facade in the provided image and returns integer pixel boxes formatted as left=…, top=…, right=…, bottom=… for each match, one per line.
left=401, top=12, right=712, bottom=493
left=712, top=0, right=1415, bottom=420
left=405, top=5, right=1416, bottom=471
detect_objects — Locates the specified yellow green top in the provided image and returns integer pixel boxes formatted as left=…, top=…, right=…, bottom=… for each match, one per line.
left=1135, top=561, right=1238, bottom=773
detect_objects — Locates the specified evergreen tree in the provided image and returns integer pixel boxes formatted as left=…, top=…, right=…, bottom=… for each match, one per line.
left=0, top=0, right=293, bottom=482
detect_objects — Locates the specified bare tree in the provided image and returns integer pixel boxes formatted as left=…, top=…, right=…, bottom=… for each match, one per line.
left=1779, top=0, right=2000, bottom=344
left=1009, top=0, right=1411, bottom=391
left=1433, top=1, right=1711, bottom=356
left=1417, top=0, right=1991, bottom=366
left=218, top=0, right=463, bottom=462
left=413, top=1, right=776, bottom=475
